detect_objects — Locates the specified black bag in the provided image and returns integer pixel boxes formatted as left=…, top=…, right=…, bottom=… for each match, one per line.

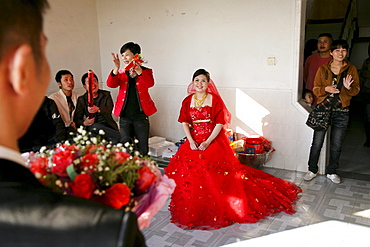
left=306, top=68, right=348, bottom=131
left=306, top=108, right=331, bottom=131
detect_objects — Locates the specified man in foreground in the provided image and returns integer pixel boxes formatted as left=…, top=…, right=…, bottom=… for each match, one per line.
left=0, top=1, right=145, bottom=246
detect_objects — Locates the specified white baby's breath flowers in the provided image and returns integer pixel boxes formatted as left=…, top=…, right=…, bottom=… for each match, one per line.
left=124, top=142, right=130, bottom=148
left=134, top=139, right=139, bottom=144
left=98, top=129, right=105, bottom=135
left=91, top=137, right=98, bottom=144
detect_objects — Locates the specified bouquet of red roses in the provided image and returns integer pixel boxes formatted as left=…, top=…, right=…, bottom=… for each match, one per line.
left=24, top=127, right=175, bottom=229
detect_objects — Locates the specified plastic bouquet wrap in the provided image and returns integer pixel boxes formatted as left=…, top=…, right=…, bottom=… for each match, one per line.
left=23, top=127, right=176, bottom=230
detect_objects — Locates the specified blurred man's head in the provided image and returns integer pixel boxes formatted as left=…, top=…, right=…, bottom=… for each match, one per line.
left=0, top=0, right=50, bottom=143
left=0, top=0, right=49, bottom=65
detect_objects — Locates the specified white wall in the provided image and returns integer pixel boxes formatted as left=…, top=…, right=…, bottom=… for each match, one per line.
left=43, top=0, right=325, bottom=173
left=44, top=0, right=102, bottom=95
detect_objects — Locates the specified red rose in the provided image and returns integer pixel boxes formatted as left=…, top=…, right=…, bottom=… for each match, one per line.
left=135, top=166, right=156, bottom=193
left=52, top=150, right=74, bottom=177
left=114, top=152, right=130, bottom=163
left=97, top=183, right=131, bottom=209
left=79, top=153, right=99, bottom=173
left=29, top=156, right=48, bottom=179
left=69, top=174, right=95, bottom=199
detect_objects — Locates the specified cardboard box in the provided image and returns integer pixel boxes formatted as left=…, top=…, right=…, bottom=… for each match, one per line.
left=148, top=136, right=166, bottom=145
left=149, top=141, right=176, bottom=157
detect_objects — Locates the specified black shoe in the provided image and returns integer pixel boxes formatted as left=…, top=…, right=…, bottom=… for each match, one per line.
left=364, top=140, right=370, bottom=147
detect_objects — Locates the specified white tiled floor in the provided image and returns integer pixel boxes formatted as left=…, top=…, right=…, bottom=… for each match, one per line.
left=142, top=167, right=370, bottom=247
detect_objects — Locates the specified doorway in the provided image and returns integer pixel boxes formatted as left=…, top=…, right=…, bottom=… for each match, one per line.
left=303, top=0, right=370, bottom=180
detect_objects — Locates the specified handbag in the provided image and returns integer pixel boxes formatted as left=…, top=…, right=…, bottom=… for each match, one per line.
left=306, top=68, right=348, bottom=131
left=306, top=108, right=332, bottom=131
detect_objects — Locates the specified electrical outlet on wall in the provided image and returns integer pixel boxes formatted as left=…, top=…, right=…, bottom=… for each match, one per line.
left=267, top=57, right=276, bottom=66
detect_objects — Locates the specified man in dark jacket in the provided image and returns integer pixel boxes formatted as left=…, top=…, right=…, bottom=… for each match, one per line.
left=0, top=1, right=146, bottom=246
left=74, top=72, right=121, bottom=144
left=18, top=96, right=67, bottom=152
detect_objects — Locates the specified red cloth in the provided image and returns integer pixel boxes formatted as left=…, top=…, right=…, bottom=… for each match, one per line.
left=106, top=68, right=157, bottom=117
left=178, top=93, right=225, bottom=125
left=165, top=102, right=302, bottom=230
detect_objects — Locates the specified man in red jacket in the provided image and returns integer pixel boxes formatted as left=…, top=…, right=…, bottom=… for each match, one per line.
left=107, top=42, right=157, bottom=156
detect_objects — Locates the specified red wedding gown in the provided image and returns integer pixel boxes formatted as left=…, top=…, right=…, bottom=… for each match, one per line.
left=165, top=95, right=302, bottom=230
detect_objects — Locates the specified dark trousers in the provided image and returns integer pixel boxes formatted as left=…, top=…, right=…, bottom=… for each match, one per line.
left=308, top=110, right=349, bottom=174
left=119, top=117, right=150, bottom=156
left=86, top=123, right=121, bottom=145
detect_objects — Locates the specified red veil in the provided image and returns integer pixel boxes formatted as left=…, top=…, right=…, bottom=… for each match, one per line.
left=187, top=79, right=232, bottom=127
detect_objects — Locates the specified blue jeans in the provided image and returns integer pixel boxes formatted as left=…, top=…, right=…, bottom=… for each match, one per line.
left=119, top=117, right=150, bottom=156
left=86, top=123, right=121, bottom=144
left=308, top=110, right=349, bottom=174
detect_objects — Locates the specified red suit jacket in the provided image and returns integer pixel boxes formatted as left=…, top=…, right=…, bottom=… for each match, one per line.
left=106, top=68, right=157, bottom=117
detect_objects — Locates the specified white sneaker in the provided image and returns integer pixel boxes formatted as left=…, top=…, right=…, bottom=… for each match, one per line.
left=327, top=174, right=341, bottom=184
left=304, top=171, right=317, bottom=181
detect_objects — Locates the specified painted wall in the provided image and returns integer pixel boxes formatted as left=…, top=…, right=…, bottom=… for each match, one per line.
left=44, top=0, right=101, bottom=96
left=43, top=0, right=325, bottom=173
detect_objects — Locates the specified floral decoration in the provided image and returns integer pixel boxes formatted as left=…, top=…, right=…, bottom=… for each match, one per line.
left=23, top=127, right=176, bottom=229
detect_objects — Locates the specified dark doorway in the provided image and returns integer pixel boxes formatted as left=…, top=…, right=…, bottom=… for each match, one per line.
left=337, top=97, right=370, bottom=180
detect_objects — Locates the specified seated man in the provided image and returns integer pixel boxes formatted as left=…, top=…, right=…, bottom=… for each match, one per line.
left=0, top=1, right=145, bottom=246
left=18, top=96, right=67, bottom=152
left=49, top=69, right=79, bottom=133
left=74, top=72, right=121, bottom=144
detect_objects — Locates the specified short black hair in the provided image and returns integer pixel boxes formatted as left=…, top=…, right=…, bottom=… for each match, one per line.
left=120, top=42, right=141, bottom=55
left=0, top=0, right=49, bottom=65
left=81, top=72, right=99, bottom=86
left=55, top=70, right=73, bottom=83
left=192, top=69, right=210, bottom=82
left=318, top=33, right=333, bottom=41
left=303, top=89, right=313, bottom=99
left=330, top=39, right=349, bottom=51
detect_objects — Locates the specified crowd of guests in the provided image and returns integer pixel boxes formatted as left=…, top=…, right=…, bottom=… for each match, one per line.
left=18, top=41, right=156, bottom=156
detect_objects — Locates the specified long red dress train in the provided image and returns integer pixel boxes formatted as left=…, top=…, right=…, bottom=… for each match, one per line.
left=165, top=95, right=302, bottom=230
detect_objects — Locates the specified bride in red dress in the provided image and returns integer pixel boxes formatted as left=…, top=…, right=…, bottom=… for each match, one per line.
left=165, top=69, right=302, bottom=230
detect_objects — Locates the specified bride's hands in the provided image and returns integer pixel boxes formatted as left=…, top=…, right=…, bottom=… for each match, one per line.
left=198, top=141, right=209, bottom=151
left=189, top=141, right=198, bottom=150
